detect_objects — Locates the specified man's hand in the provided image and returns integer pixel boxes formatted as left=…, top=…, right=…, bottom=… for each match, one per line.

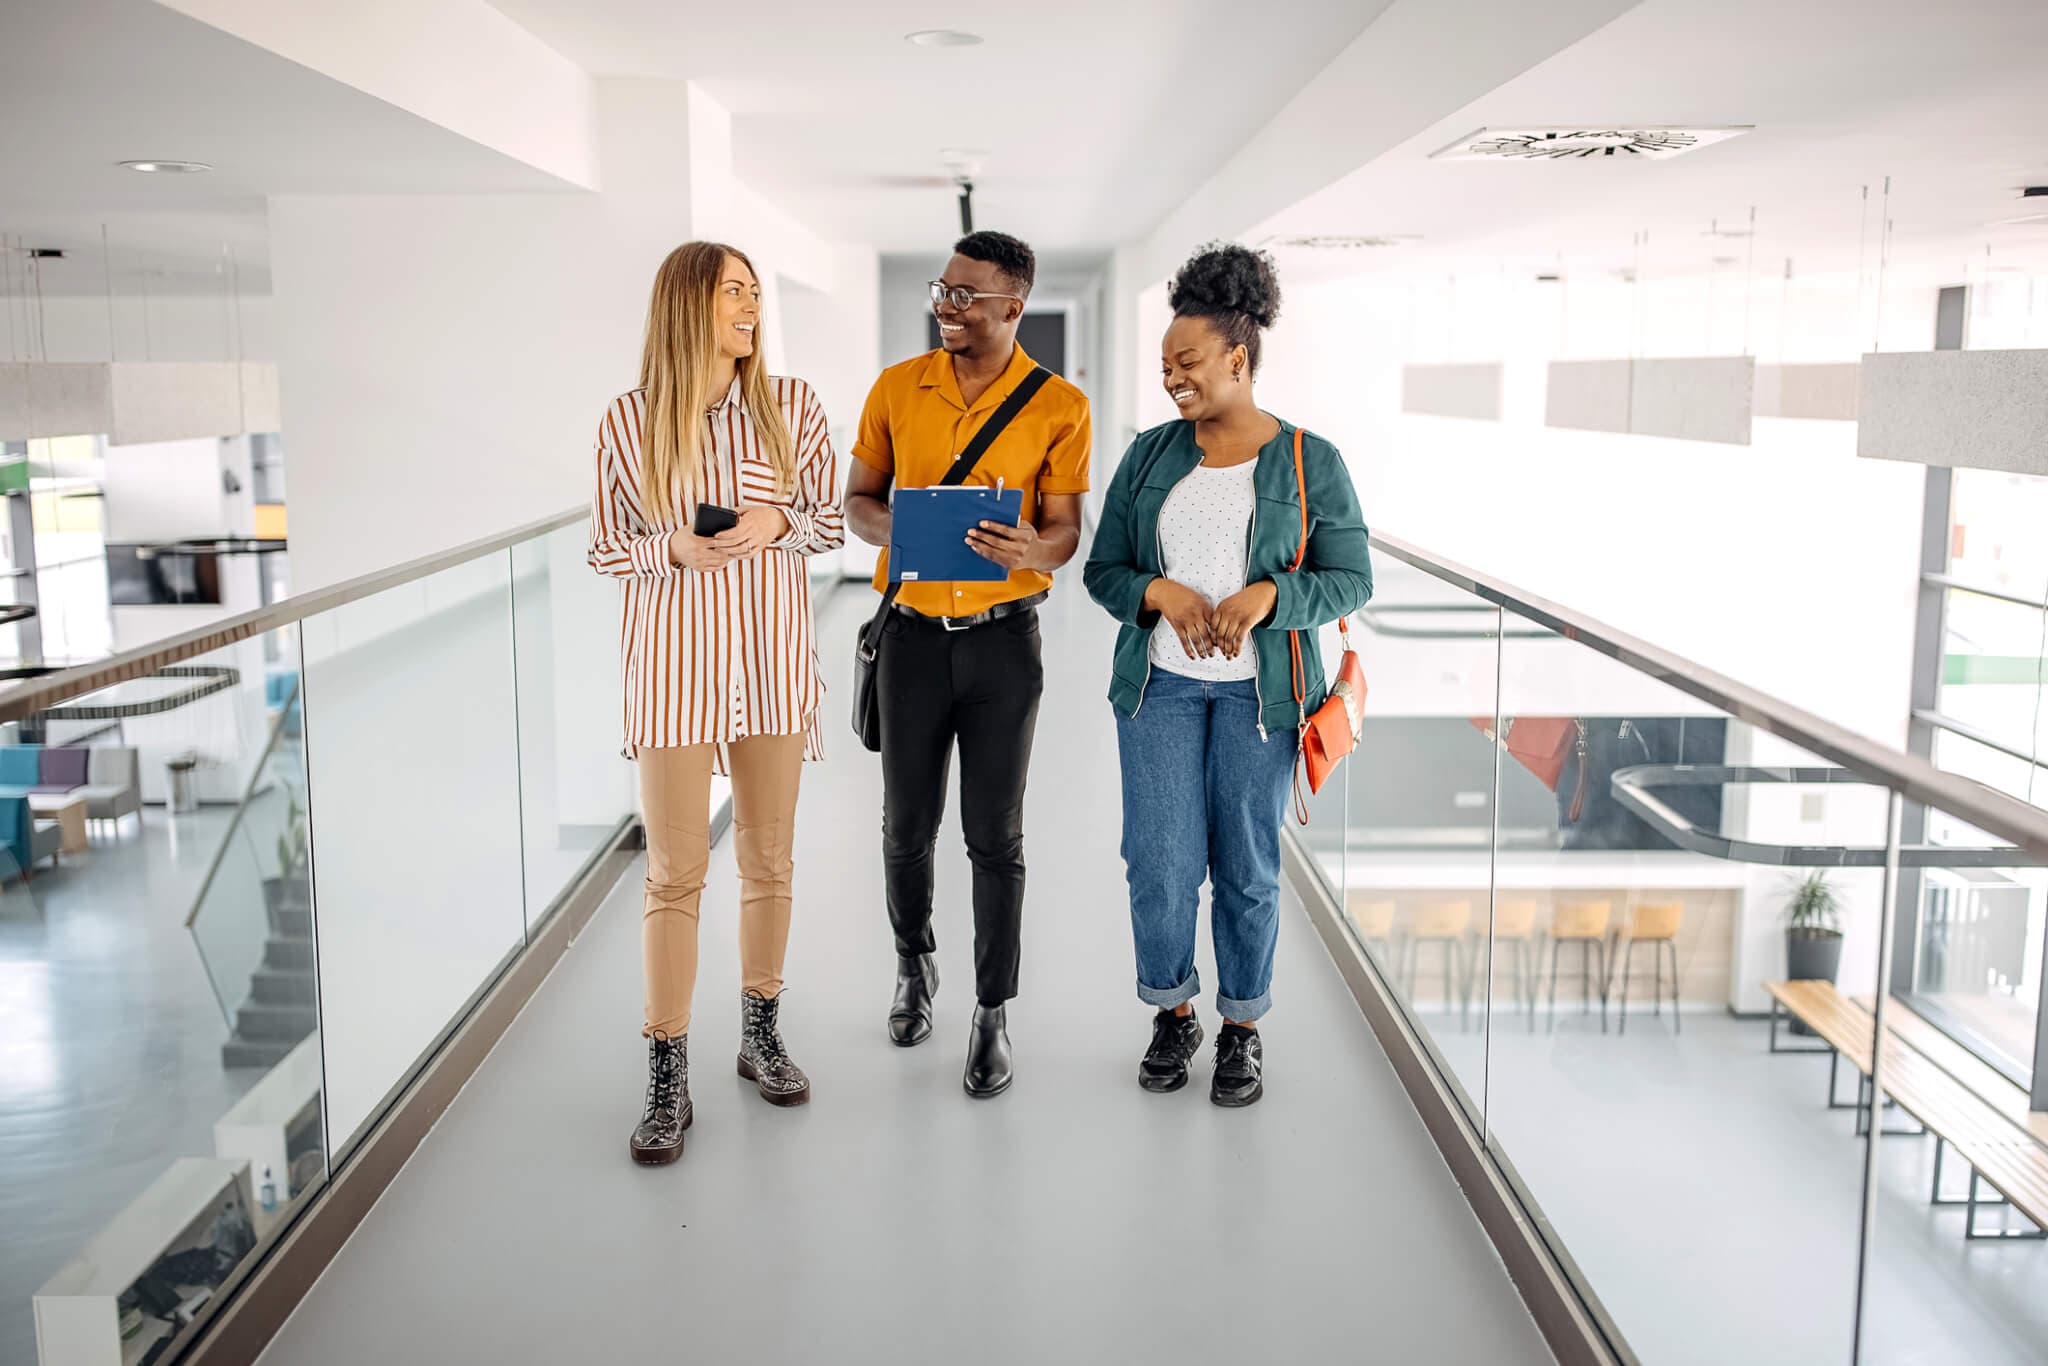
left=712, top=505, right=791, bottom=560
left=1145, top=578, right=1217, bottom=659
left=966, top=518, right=1041, bottom=572
left=1209, top=581, right=1278, bottom=658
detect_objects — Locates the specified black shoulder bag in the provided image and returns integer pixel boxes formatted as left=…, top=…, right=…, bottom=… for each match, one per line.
left=852, top=366, right=1051, bottom=751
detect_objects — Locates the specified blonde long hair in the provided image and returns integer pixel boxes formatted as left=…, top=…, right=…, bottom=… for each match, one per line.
left=638, top=241, right=794, bottom=517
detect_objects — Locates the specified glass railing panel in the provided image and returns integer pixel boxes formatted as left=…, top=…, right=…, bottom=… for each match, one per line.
left=1861, top=786, right=2048, bottom=1366
left=5, top=626, right=321, bottom=1366
left=1483, top=603, right=1890, bottom=1365
left=299, top=551, right=525, bottom=1162
left=509, top=523, right=636, bottom=933
left=1338, top=557, right=1502, bottom=1125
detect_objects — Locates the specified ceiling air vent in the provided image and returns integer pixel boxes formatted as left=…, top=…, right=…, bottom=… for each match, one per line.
left=1261, top=234, right=1419, bottom=250
left=1430, top=126, right=1750, bottom=162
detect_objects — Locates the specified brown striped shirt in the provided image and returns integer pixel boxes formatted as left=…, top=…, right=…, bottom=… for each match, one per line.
left=587, top=376, right=843, bottom=769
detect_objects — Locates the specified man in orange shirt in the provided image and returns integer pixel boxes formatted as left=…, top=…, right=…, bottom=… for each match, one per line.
left=846, top=230, right=1092, bottom=1098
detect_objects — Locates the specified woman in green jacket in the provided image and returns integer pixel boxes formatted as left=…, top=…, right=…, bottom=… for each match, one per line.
left=1083, top=243, right=1372, bottom=1106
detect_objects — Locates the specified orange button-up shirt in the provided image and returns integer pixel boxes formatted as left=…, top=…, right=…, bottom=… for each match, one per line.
left=851, top=343, right=1091, bottom=618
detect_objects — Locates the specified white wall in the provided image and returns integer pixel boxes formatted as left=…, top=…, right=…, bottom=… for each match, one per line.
left=271, top=79, right=877, bottom=594
left=101, top=437, right=235, bottom=540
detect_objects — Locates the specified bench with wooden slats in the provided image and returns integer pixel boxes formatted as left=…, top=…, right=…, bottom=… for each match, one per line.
left=1859, top=995, right=2048, bottom=1149
left=1765, top=979, right=2048, bottom=1241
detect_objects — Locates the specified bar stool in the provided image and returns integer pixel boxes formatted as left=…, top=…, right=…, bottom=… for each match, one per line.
left=1617, top=901, right=1684, bottom=1034
left=1492, top=899, right=1543, bottom=1031
left=1546, top=899, right=1611, bottom=1033
left=1402, top=900, right=1473, bottom=1027
left=1348, top=896, right=1397, bottom=966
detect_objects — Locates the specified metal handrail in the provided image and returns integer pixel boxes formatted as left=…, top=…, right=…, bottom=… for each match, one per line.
left=1369, top=530, right=2048, bottom=860
left=1608, top=764, right=2046, bottom=867
left=0, top=506, right=584, bottom=724
left=1913, top=707, right=2046, bottom=770
left=1922, top=571, right=2048, bottom=612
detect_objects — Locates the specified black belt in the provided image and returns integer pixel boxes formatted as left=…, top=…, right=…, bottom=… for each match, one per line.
left=890, top=591, right=1048, bottom=633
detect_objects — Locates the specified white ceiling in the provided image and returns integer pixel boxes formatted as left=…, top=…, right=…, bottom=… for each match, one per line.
left=484, top=0, right=1391, bottom=253
left=1256, top=0, right=2048, bottom=285
left=0, top=0, right=576, bottom=293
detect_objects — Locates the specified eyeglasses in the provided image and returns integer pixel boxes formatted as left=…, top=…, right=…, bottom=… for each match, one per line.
left=928, top=280, right=1022, bottom=312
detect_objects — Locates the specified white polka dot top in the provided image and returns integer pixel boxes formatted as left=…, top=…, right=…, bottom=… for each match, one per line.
left=1149, top=459, right=1259, bottom=681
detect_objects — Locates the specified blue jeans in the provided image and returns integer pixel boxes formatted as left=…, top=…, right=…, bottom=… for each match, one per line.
left=1115, top=671, right=1298, bottom=1022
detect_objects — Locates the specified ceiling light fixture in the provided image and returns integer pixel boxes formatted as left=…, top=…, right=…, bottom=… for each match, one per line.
left=905, top=29, right=981, bottom=47
left=120, top=160, right=212, bottom=174
left=1430, top=126, right=1750, bottom=162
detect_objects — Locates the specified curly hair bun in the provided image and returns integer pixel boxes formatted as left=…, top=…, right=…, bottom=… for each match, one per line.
left=1167, top=242, right=1281, bottom=330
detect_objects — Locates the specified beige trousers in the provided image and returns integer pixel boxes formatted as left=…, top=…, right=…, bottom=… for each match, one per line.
left=637, top=733, right=806, bottom=1038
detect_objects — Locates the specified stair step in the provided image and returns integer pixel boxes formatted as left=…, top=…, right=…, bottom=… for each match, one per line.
left=269, top=906, right=313, bottom=938
left=250, top=967, right=318, bottom=1006
left=221, top=1036, right=295, bottom=1070
left=235, top=1001, right=317, bottom=1042
left=264, top=937, right=316, bottom=972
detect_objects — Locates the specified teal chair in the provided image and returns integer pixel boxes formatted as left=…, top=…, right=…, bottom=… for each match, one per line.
left=0, top=745, right=41, bottom=799
left=0, top=795, right=57, bottom=880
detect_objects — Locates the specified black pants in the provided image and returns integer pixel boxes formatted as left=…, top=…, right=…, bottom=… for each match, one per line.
left=876, top=606, right=1044, bottom=1005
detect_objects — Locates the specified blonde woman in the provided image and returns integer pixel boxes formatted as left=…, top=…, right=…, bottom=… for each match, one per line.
left=589, top=242, right=844, bottom=1165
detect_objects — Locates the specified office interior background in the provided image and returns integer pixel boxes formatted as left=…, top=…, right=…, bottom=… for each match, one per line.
left=3, top=1, right=2047, bottom=1363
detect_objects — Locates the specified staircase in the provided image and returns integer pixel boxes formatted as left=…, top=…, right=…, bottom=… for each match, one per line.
left=221, top=874, right=318, bottom=1069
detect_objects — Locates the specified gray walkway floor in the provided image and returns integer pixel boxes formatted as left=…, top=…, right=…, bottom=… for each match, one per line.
left=258, top=583, right=1551, bottom=1365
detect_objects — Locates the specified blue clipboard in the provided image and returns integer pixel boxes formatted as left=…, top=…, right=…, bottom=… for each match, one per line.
left=889, top=486, right=1025, bottom=583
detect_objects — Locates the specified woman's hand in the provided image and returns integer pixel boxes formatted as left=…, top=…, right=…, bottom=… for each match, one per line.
left=668, top=528, right=737, bottom=573
left=711, top=505, right=792, bottom=560
left=1144, top=578, right=1218, bottom=658
left=1209, top=580, right=1278, bottom=658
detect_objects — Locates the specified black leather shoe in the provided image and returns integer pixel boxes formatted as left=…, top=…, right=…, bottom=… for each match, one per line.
left=630, top=1032, right=691, bottom=1164
left=738, top=992, right=810, bottom=1106
left=889, top=953, right=939, bottom=1047
left=1211, top=1023, right=1263, bottom=1108
left=963, top=1003, right=1013, bottom=1098
left=1139, top=1008, right=1204, bottom=1093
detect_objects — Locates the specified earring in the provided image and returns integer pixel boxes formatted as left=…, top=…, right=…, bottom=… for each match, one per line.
left=1233, top=369, right=1242, bottom=383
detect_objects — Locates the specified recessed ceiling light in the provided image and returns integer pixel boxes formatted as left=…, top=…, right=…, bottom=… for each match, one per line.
left=120, top=160, right=212, bottom=174
left=905, top=29, right=981, bottom=47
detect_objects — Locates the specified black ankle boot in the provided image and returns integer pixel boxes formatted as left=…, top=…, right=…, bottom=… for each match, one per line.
left=889, top=953, right=939, bottom=1047
left=738, top=992, right=810, bottom=1106
left=963, top=1003, right=1013, bottom=1098
left=1139, top=1007, right=1204, bottom=1093
left=1211, top=1023, right=1263, bottom=1107
left=630, top=1032, right=690, bottom=1164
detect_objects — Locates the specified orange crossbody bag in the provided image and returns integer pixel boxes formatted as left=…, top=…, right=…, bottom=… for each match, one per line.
left=1283, top=427, right=1367, bottom=823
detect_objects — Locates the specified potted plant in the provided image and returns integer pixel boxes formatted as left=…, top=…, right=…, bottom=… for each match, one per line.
left=1785, top=870, right=1843, bottom=1033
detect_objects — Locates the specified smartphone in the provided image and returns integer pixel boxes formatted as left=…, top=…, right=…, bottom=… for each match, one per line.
left=692, top=503, right=739, bottom=538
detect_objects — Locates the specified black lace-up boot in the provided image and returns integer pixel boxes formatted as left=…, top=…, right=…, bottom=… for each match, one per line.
left=738, top=992, right=810, bottom=1106
left=630, top=1032, right=690, bottom=1164
left=1139, top=1007, right=1204, bottom=1093
left=1211, top=1023, right=1264, bottom=1107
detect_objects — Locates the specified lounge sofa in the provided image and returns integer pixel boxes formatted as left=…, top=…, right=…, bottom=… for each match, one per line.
left=0, top=745, right=144, bottom=837
left=0, top=794, right=62, bottom=880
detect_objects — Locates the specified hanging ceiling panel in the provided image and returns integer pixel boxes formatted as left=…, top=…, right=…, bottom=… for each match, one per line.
left=1401, top=363, right=1504, bottom=421
left=1858, top=349, right=2048, bottom=475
